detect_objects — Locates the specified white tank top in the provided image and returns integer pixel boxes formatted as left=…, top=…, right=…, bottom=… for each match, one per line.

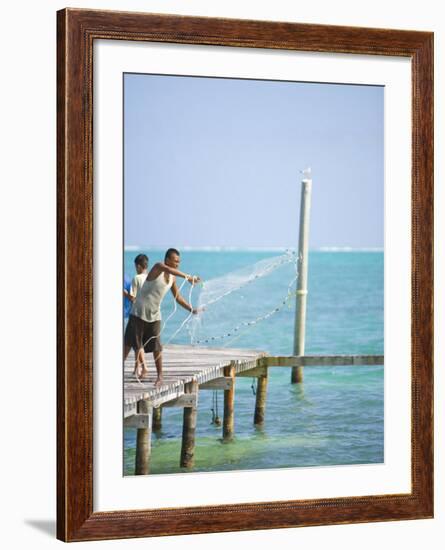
left=132, top=271, right=174, bottom=322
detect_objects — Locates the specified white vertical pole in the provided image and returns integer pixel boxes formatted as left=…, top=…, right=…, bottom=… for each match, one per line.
left=291, top=173, right=312, bottom=384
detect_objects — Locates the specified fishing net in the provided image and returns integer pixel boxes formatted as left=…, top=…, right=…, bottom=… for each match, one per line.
left=183, top=250, right=299, bottom=348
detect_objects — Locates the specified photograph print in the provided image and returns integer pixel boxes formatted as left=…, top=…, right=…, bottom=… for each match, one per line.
left=122, top=72, right=384, bottom=477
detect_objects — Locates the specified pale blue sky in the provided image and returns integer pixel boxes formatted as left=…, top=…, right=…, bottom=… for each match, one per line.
left=124, top=73, right=383, bottom=249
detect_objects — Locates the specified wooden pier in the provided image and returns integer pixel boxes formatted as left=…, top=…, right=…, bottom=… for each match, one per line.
left=124, top=344, right=383, bottom=474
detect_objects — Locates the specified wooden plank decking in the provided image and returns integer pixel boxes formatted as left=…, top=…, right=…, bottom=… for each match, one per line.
left=124, top=344, right=267, bottom=417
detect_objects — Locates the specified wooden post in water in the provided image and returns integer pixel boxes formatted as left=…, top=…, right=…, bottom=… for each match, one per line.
left=292, top=171, right=312, bottom=384
left=135, top=399, right=152, bottom=475
left=152, top=407, right=162, bottom=432
left=180, top=381, right=198, bottom=468
left=254, top=369, right=268, bottom=425
left=223, top=361, right=236, bottom=442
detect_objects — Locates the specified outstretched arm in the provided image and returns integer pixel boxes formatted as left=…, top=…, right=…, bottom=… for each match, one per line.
left=156, top=262, right=200, bottom=284
left=170, top=281, right=199, bottom=313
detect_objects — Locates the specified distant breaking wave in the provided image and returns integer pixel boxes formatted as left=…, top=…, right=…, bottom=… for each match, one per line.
left=181, top=246, right=292, bottom=252
left=317, top=247, right=383, bottom=252
left=124, top=245, right=294, bottom=252
left=125, top=245, right=383, bottom=253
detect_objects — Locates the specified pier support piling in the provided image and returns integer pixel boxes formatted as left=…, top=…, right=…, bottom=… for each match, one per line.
left=135, top=400, right=152, bottom=475
left=254, top=370, right=268, bottom=425
left=223, top=362, right=236, bottom=442
left=180, top=381, right=198, bottom=468
left=152, top=407, right=162, bottom=432
left=292, top=174, right=312, bottom=384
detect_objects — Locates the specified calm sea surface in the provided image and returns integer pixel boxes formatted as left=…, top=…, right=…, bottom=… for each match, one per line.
left=123, top=250, right=384, bottom=475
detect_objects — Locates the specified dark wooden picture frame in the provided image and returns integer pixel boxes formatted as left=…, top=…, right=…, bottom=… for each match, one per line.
left=57, top=8, right=433, bottom=542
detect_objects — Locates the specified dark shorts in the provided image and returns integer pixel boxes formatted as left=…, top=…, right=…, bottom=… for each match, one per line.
left=124, top=315, right=162, bottom=353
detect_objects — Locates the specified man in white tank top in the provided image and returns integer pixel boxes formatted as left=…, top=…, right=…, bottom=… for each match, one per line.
left=124, top=248, right=201, bottom=387
left=123, top=253, right=149, bottom=305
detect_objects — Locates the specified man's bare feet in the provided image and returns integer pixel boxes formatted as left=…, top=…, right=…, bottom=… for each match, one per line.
left=154, top=377, right=163, bottom=388
left=139, top=367, right=149, bottom=379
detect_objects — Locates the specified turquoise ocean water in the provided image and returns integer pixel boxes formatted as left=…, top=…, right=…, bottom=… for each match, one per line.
left=123, top=250, right=383, bottom=475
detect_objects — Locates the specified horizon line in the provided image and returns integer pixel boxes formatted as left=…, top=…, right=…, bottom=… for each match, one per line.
left=124, top=245, right=384, bottom=253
